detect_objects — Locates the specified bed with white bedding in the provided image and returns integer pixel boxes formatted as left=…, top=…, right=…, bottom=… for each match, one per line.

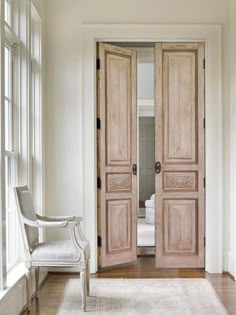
left=145, top=194, right=155, bottom=225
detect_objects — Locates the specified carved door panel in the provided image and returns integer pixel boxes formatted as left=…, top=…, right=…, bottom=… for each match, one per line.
left=155, top=43, right=205, bottom=268
left=97, top=43, right=137, bottom=268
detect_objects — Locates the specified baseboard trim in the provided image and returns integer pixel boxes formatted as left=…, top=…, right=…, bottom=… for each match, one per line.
left=48, top=267, right=82, bottom=273
left=49, top=271, right=80, bottom=275
left=223, top=271, right=235, bottom=281
left=223, top=252, right=235, bottom=277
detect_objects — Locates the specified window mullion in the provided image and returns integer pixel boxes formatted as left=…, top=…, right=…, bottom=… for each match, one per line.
left=10, top=43, right=17, bottom=153
left=0, top=0, right=7, bottom=290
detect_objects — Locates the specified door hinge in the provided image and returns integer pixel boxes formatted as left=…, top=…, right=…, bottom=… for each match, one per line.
left=203, top=58, right=206, bottom=70
left=96, top=58, right=100, bottom=70
left=97, top=177, right=101, bottom=189
left=97, top=118, right=101, bottom=129
left=203, top=118, right=205, bottom=129
left=98, top=236, right=102, bottom=247
left=204, top=237, right=206, bottom=247
left=203, top=177, right=206, bottom=188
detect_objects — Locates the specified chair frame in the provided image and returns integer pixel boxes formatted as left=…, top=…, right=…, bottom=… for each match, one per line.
left=14, top=186, right=90, bottom=312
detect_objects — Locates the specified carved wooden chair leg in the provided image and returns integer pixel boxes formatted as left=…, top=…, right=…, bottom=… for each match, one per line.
left=81, top=269, right=87, bottom=312
left=86, top=261, right=90, bottom=296
left=26, top=267, right=32, bottom=311
left=35, top=267, right=39, bottom=298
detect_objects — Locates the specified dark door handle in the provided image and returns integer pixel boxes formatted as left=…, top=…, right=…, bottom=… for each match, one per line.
left=132, top=164, right=137, bottom=175
left=155, top=162, right=161, bottom=174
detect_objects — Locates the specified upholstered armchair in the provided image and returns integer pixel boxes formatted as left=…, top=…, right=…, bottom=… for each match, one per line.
left=14, top=186, right=90, bottom=312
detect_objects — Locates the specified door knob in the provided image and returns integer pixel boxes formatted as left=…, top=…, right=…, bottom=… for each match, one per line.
left=155, top=162, right=161, bottom=174
left=132, top=164, right=137, bottom=175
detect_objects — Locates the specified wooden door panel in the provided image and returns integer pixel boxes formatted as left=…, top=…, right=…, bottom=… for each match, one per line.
left=163, top=172, right=198, bottom=192
left=155, top=43, right=205, bottom=268
left=106, top=173, right=132, bottom=193
left=163, top=51, right=197, bottom=164
left=163, top=199, right=197, bottom=254
left=106, top=54, right=132, bottom=166
left=97, top=43, right=137, bottom=268
left=107, top=199, right=131, bottom=253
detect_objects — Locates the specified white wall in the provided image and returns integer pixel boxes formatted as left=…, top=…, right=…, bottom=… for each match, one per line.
left=138, top=63, right=154, bottom=99
left=44, top=0, right=235, bottom=274
left=0, top=1, right=46, bottom=314
left=225, top=0, right=236, bottom=277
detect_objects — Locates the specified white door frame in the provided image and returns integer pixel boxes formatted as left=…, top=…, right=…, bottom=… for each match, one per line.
left=81, top=24, right=222, bottom=274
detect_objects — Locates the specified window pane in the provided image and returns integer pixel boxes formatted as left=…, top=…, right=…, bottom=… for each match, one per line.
left=5, top=156, right=18, bottom=270
left=6, top=208, right=17, bottom=267
left=5, top=0, right=11, bottom=26
left=5, top=156, right=17, bottom=210
left=5, top=46, right=10, bottom=98
left=5, top=99, right=12, bottom=151
left=5, top=46, right=12, bottom=151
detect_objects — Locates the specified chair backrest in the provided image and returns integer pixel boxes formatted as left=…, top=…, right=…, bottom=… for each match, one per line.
left=14, top=186, right=39, bottom=253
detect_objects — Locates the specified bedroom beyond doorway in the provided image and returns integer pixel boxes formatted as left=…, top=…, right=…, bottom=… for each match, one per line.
left=136, top=48, right=155, bottom=256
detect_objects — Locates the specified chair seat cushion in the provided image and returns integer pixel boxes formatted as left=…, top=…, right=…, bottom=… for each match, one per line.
left=31, top=240, right=80, bottom=262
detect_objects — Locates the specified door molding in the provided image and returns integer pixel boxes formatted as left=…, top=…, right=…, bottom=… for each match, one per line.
left=81, top=24, right=222, bottom=274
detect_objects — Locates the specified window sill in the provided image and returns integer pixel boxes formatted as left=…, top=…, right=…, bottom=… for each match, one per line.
left=0, top=262, right=25, bottom=302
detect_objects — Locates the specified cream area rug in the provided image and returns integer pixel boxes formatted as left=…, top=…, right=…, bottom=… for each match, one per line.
left=57, top=278, right=228, bottom=314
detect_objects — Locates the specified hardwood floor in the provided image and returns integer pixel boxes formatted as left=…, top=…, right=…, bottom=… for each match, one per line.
left=137, top=246, right=155, bottom=256
left=23, top=257, right=236, bottom=315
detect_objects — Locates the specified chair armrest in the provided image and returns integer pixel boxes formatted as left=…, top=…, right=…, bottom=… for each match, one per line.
left=22, top=216, right=38, bottom=227
left=22, top=216, right=68, bottom=228
left=37, top=219, right=68, bottom=228
left=70, top=216, right=83, bottom=223
left=36, top=214, right=76, bottom=222
left=22, top=215, right=84, bottom=229
left=36, top=214, right=83, bottom=223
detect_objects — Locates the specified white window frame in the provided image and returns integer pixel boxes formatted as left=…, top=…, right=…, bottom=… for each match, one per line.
left=29, top=3, right=42, bottom=219
left=4, top=1, right=21, bottom=271
left=4, top=38, right=20, bottom=272
left=0, top=0, right=7, bottom=290
left=0, top=0, right=43, bottom=289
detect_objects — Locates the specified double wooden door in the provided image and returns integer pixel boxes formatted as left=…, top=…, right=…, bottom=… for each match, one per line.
left=97, top=42, right=205, bottom=269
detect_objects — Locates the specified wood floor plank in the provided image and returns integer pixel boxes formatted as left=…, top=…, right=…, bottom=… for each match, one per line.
left=23, top=258, right=236, bottom=314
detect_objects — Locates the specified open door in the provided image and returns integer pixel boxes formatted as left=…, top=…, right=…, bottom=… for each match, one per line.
left=97, top=43, right=137, bottom=269
left=155, top=43, right=205, bottom=268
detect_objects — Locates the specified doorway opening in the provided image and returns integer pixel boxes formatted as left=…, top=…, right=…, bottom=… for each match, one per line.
left=102, top=43, right=157, bottom=258
left=137, top=116, right=155, bottom=256
left=136, top=47, right=155, bottom=257
left=96, top=41, right=205, bottom=271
